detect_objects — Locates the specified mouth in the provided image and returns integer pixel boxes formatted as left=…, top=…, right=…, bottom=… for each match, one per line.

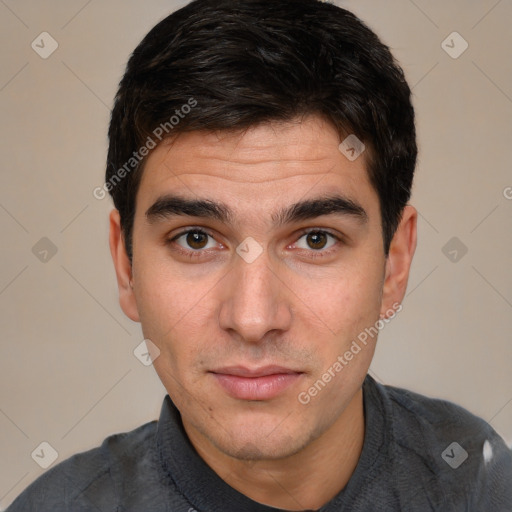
left=209, top=365, right=304, bottom=401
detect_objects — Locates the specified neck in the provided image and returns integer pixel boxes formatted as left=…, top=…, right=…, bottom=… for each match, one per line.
left=184, top=388, right=365, bottom=510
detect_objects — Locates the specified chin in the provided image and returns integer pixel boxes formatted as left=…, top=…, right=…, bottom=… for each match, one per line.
left=219, top=434, right=305, bottom=461
left=207, top=415, right=315, bottom=462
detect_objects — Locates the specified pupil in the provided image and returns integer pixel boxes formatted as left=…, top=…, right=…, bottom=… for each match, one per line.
left=308, top=232, right=326, bottom=250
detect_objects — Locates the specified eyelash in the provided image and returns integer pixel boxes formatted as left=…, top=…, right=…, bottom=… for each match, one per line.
left=167, top=227, right=343, bottom=260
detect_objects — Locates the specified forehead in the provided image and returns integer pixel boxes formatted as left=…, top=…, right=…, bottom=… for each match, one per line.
left=136, top=115, right=377, bottom=217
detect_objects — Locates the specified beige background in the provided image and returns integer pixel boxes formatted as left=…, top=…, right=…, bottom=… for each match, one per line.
left=1, top=0, right=511, bottom=507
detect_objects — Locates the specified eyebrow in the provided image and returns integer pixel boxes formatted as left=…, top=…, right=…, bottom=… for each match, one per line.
left=145, top=194, right=368, bottom=227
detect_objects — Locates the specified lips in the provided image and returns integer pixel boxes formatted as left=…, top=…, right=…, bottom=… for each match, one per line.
left=210, top=365, right=303, bottom=400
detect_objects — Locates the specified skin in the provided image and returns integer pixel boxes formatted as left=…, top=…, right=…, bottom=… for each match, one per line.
left=109, top=115, right=417, bottom=510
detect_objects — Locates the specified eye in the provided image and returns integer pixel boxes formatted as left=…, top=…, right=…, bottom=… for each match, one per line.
left=171, top=229, right=219, bottom=251
left=294, top=230, right=339, bottom=252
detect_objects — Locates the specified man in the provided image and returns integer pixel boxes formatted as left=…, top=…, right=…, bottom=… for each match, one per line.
left=8, top=0, right=511, bottom=510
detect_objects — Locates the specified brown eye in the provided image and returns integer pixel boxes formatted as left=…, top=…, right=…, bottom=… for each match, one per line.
left=171, top=229, right=217, bottom=251
left=294, top=230, right=339, bottom=254
left=306, top=232, right=328, bottom=250
left=186, top=231, right=209, bottom=249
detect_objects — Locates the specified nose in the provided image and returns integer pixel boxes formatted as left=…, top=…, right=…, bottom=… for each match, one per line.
left=218, top=248, right=293, bottom=344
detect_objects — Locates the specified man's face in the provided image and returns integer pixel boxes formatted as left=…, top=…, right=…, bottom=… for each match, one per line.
left=116, top=115, right=405, bottom=460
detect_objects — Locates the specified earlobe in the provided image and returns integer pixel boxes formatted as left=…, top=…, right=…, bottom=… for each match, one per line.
left=109, top=209, right=140, bottom=322
left=380, top=205, right=417, bottom=318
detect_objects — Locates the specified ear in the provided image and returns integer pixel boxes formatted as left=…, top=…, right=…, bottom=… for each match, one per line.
left=109, top=209, right=140, bottom=322
left=380, top=205, right=417, bottom=318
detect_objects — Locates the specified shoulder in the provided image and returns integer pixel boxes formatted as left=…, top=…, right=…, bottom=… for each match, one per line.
left=6, top=419, right=158, bottom=512
left=381, top=380, right=507, bottom=451
left=375, top=379, right=512, bottom=509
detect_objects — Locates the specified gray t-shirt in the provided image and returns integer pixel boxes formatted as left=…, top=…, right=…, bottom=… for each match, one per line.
left=6, top=375, right=512, bottom=511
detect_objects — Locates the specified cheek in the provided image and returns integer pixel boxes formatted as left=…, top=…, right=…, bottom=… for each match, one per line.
left=134, top=249, right=207, bottom=328
left=292, top=264, right=383, bottom=337
left=138, top=278, right=206, bottom=402
left=295, top=271, right=382, bottom=410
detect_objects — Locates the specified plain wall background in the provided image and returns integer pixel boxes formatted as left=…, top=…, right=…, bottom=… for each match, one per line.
left=1, top=0, right=511, bottom=507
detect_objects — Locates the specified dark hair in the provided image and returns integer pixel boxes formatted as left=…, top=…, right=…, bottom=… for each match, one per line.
left=106, top=0, right=417, bottom=261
